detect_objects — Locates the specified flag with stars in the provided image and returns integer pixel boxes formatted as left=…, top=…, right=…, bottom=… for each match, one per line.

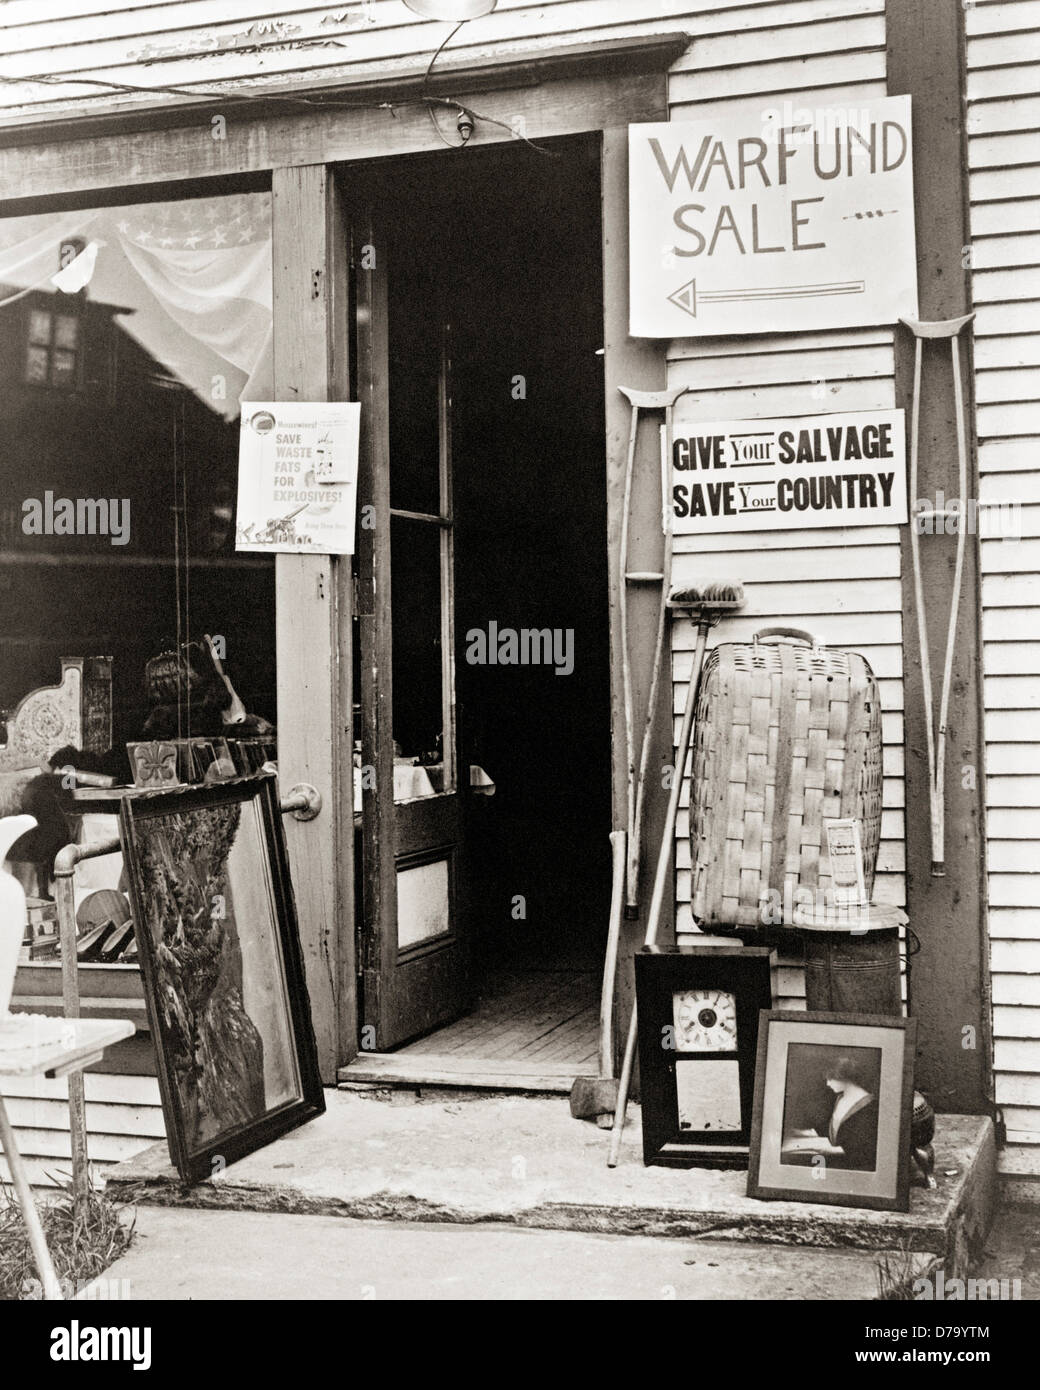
left=114, top=193, right=271, bottom=379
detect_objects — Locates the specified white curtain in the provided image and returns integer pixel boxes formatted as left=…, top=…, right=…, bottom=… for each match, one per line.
left=0, top=194, right=272, bottom=400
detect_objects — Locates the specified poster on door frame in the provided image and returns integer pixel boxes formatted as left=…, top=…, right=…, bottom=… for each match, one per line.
left=236, top=402, right=360, bottom=555
left=671, top=409, right=908, bottom=535
left=629, top=95, right=918, bottom=338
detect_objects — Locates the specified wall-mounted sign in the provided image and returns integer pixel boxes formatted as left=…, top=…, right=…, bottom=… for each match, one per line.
left=236, top=402, right=360, bottom=555
left=629, top=96, right=918, bottom=338
left=671, top=409, right=907, bottom=535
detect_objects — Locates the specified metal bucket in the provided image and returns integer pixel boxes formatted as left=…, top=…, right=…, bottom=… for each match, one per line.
left=802, top=928, right=902, bottom=1017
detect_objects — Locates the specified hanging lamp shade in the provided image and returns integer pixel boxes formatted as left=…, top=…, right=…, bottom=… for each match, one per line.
left=403, top=0, right=497, bottom=18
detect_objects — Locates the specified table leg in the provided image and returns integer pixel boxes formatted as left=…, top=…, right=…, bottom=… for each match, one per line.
left=0, top=1092, right=63, bottom=1300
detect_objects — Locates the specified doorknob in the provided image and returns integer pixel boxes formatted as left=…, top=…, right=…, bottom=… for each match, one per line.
left=280, top=784, right=322, bottom=821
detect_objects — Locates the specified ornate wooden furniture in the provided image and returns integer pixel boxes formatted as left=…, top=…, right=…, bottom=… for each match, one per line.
left=0, top=656, right=112, bottom=772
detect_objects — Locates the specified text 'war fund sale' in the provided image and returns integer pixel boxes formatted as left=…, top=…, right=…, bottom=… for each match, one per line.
left=629, top=95, right=918, bottom=338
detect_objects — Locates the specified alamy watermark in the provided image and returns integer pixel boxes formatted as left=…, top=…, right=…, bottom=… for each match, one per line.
left=465, top=622, right=574, bottom=677
left=50, top=1318, right=150, bottom=1370
left=759, top=882, right=875, bottom=930
left=758, top=102, right=895, bottom=152
left=913, top=493, right=1021, bottom=539
left=22, top=490, right=130, bottom=546
left=913, top=1270, right=1021, bottom=1301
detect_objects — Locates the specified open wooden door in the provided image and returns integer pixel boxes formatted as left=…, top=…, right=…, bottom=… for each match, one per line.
left=353, top=210, right=470, bottom=1051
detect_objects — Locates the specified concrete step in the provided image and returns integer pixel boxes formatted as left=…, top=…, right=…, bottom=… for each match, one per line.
left=106, top=1091, right=996, bottom=1280
left=88, top=1205, right=938, bottom=1301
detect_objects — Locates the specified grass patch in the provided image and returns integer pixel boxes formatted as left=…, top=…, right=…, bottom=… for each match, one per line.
left=875, top=1241, right=941, bottom=1300
left=0, top=1174, right=135, bottom=1300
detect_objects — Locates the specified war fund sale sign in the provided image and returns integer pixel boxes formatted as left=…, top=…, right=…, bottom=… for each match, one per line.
left=671, top=409, right=907, bottom=536
left=629, top=96, right=917, bottom=337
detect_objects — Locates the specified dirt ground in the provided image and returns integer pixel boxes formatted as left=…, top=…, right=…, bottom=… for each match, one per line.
left=976, top=1206, right=1040, bottom=1298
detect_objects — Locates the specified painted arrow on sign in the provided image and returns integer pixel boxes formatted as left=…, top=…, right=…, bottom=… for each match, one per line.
left=667, top=278, right=867, bottom=319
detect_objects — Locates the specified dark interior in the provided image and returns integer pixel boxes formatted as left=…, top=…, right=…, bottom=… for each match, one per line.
left=377, top=134, right=612, bottom=978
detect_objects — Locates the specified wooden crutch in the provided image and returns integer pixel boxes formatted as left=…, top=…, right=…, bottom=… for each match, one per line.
left=617, top=385, right=687, bottom=921
left=900, top=313, right=975, bottom=876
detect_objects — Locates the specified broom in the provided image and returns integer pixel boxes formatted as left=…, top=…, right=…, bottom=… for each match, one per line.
left=607, top=581, right=745, bottom=1167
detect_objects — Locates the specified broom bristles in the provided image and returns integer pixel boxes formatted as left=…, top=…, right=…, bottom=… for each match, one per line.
left=667, top=582, right=745, bottom=608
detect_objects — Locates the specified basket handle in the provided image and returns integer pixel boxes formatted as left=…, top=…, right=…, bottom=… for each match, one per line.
left=753, top=626, right=817, bottom=647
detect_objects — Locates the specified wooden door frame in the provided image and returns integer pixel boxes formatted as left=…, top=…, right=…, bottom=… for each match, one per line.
left=0, top=40, right=681, bottom=1078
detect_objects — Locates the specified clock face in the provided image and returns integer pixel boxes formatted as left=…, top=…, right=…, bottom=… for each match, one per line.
left=673, top=988, right=738, bottom=1052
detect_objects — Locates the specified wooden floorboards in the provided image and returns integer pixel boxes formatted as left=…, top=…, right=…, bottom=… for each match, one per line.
left=402, top=969, right=598, bottom=1066
left=337, top=968, right=600, bottom=1092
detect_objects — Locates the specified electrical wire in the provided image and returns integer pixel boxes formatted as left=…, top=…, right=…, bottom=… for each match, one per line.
left=424, top=21, right=466, bottom=150
left=172, top=403, right=182, bottom=744
left=180, top=393, right=191, bottom=741
left=0, top=280, right=43, bottom=309
left=0, top=41, right=560, bottom=158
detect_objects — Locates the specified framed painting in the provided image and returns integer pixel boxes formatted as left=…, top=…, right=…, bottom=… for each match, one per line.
left=119, top=774, right=324, bottom=1183
left=747, top=1011, right=917, bottom=1213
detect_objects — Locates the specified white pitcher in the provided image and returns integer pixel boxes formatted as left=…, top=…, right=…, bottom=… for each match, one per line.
left=0, top=814, right=37, bottom=1017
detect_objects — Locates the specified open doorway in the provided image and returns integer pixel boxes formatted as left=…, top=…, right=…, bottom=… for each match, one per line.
left=349, top=134, right=611, bottom=1083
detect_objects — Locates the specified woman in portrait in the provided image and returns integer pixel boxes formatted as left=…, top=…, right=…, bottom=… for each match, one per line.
left=783, top=1052, right=879, bottom=1171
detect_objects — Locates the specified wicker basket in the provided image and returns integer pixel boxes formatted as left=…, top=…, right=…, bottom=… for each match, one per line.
left=689, top=628, right=883, bottom=929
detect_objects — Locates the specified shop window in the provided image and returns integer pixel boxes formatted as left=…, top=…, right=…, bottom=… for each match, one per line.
left=0, top=187, right=276, bottom=1022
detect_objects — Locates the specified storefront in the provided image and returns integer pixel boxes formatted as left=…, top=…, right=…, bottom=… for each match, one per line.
left=0, top=0, right=1036, bottom=1199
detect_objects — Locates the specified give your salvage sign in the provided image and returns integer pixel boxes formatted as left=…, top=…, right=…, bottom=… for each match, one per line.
left=671, top=410, right=907, bottom=535
left=629, top=96, right=918, bottom=337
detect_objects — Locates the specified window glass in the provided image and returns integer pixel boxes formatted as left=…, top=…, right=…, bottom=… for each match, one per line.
left=390, top=513, right=452, bottom=799
left=0, top=191, right=276, bottom=864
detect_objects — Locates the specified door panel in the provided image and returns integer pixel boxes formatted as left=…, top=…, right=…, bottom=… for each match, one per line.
left=354, top=209, right=468, bottom=1049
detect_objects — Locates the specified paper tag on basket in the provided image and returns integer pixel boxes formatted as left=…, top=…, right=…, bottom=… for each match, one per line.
left=825, top=818, right=868, bottom=908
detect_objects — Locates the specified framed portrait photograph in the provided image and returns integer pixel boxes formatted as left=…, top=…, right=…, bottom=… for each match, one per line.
left=119, top=774, right=325, bottom=1184
left=747, top=1012, right=916, bottom=1212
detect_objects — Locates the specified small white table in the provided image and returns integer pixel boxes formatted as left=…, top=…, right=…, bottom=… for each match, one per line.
left=0, top=1014, right=135, bottom=1300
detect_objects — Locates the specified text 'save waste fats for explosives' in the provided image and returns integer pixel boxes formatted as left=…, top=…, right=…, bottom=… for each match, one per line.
left=236, top=402, right=360, bottom=556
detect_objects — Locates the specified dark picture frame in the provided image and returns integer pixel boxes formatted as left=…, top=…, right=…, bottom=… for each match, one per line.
left=747, top=1011, right=917, bottom=1212
left=635, top=945, right=774, bottom=1168
left=119, top=774, right=325, bottom=1184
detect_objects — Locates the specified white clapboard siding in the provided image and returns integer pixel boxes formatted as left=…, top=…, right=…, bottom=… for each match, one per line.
left=2, top=1072, right=162, bottom=1187
left=970, top=238, right=1040, bottom=276
left=971, top=199, right=1040, bottom=236
left=968, top=94, right=1040, bottom=135
left=980, top=472, right=1040, bottom=504
left=968, top=2, right=1040, bottom=1166
left=988, top=908, right=1040, bottom=939
left=660, top=3, right=904, bottom=1011
left=0, top=0, right=880, bottom=124
left=975, top=305, right=1040, bottom=342
left=0, top=0, right=696, bottom=107
left=986, top=740, right=1040, bottom=770
left=988, top=808, right=1040, bottom=840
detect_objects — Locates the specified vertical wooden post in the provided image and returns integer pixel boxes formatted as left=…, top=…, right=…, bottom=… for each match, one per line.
left=0, top=1095, right=62, bottom=1299
left=271, top=165, right=355, bottom=1079
left=887, top=1, right=992, bottom=1114
left=55, top=864, right=89, bottom=1219
left=601, top=121, right=669, bottom=1086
